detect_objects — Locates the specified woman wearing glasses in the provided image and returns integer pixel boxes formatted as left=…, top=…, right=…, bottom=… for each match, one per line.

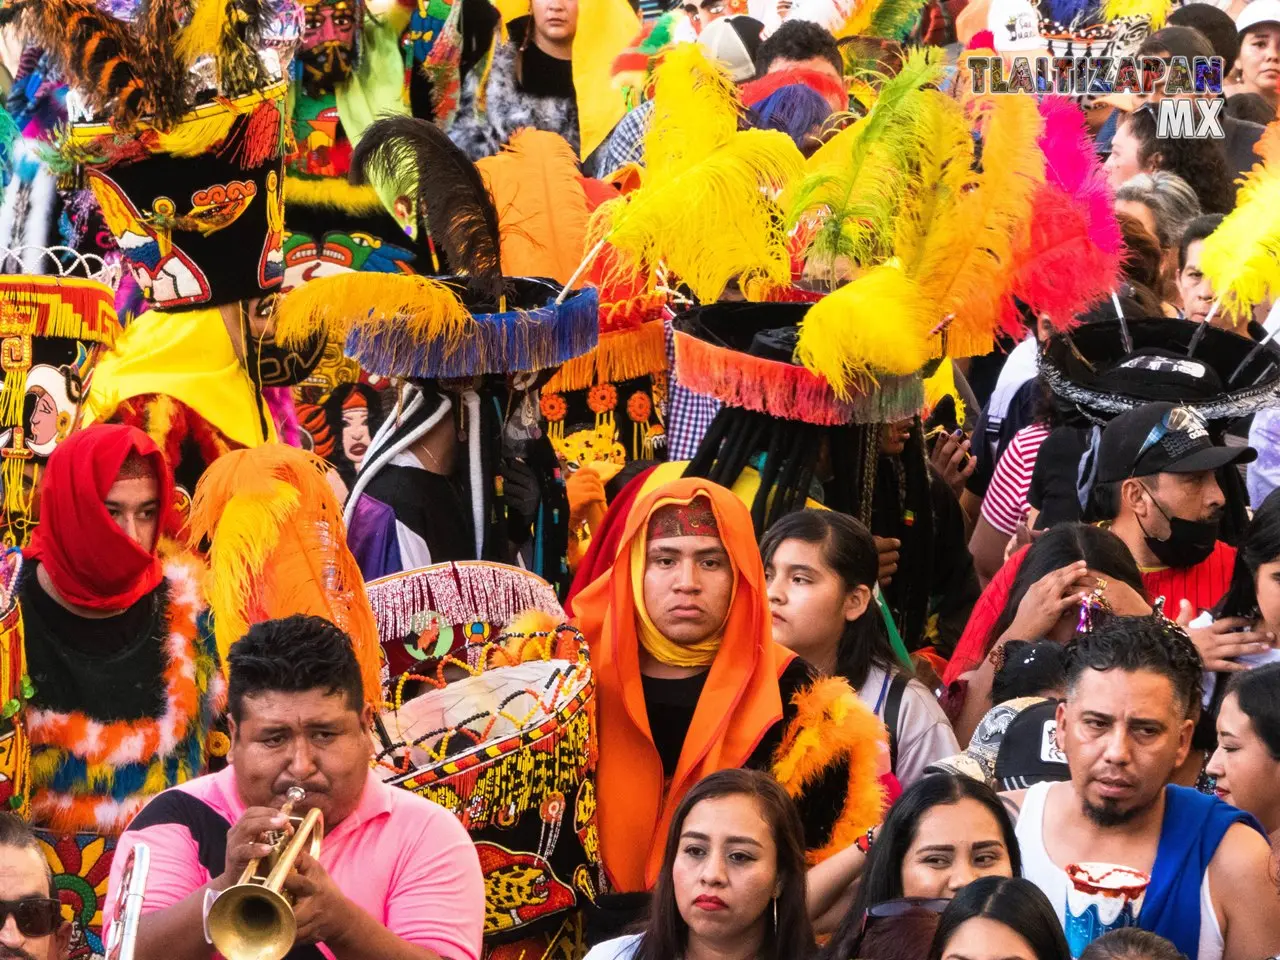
left=584, top=769, right=814, bottom=960
left=813, top=774, right=1020, bottom=956
left=928, top=877, right=1070, bottom=960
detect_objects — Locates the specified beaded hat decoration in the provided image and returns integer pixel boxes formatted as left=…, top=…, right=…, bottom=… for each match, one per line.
left=646, top=497, right=720, bottom=541
left=0, top=251, right=121, bottom=547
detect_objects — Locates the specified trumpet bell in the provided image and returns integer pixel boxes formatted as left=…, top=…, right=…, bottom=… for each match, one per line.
left=206, top=883, right=298, bottom=960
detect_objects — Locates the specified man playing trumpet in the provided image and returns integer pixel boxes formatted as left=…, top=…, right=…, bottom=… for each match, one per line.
left=102, top=615, right=485, bottom=960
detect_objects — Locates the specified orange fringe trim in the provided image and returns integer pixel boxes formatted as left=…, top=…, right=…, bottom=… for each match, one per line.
left=542, top=319, right=667, bottom=394
left=674, top=330, right=859, bottom=427
left=25, top=553, right=204, bottom=767
left=771, top=675, right=888, bottom=865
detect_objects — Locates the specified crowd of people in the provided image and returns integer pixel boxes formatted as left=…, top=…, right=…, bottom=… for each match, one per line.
left=0, top=0, right=1277, bottom=958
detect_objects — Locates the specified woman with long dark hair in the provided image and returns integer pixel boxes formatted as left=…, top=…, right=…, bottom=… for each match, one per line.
left=584, top=768, right=815, bottom=960
left=812, top=773, right=1020, bottom=950
left=761, top=510, right=959, bottom=786
left=928, top=877, right=1070, bottom=960
left=952, top=524, right=1151, bottom=744
left=1206, top=662, right=1280, bottom=834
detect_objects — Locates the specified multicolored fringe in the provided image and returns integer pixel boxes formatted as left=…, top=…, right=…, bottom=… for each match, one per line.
left=60, top=82, right=288, bottom=172
left=27, top=552, right=223, bottom=835
left=350, top=286, right=600, bottom=380
left=0, top=551, right=31, bottom=818
left=771, top=675, right=888, bottom=865
left=367, top=561, right=564, bottom=645
left=541, top=319, right=666, bottom=394
left=674, top=328, right=855, bottom=427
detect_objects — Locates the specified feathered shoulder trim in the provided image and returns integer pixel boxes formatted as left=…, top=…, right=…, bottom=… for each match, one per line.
left=771, top=675, right=887, bottom=864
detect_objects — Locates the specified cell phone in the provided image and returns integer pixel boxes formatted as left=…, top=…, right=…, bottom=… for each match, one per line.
left=926, top=394, right=960, bottom=437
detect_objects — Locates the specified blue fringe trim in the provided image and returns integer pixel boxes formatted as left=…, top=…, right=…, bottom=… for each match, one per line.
left=348, top=286, right=600, bottom=379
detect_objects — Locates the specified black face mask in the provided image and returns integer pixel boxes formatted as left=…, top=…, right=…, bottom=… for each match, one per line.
left=1138, top=487, right=1218, bottom=569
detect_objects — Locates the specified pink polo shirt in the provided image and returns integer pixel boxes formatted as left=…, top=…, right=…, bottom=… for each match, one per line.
left=104, top=766, right=484, bottom=960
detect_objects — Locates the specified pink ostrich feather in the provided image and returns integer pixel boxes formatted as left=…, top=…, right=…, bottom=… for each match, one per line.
left=1038, top=96, right=1123, bottom=259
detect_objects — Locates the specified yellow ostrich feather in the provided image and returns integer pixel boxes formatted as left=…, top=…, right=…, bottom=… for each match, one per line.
left=643, top=43, right=742, bottom=180
left=1200, top=163, right=1280, bottom=323
left=924, top=357, right=967, bottom=425
left=273, top=272, right=473, bottom=353
left=771, top=675, right=887, bottom=863
left=175, top=0, right=227, bottom=66
left=784, top=49, right=946, bottom=280
left=894, top=93, right=974, bottom=267
left=188, top=445, right=384, bottom=708
left=917, top=94, right=1044, bottom=356
left=796, top=262, right=934, bottom=399
left=603, top=129, right=804, bottom=303
left=1102, top=0, right=1172, bottom=28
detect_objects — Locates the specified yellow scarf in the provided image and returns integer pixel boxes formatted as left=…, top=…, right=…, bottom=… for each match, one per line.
left=84, top=307, right=276, bottom=448
left=627, top=503, right=735, bottom=668
left=493, top=0, right=637, bottom=158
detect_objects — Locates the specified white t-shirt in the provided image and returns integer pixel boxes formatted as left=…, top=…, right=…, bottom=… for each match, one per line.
left=1014, top=781, right=1223, bottom=960
left=858, top=664, right=960, bottom=788
left=584, top=934, right=643, bottom=960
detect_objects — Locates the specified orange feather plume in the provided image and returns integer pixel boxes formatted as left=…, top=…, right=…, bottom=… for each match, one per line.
left=475, top=129, right=592, bottom=286
left=187, top=444, right=384, bottom=707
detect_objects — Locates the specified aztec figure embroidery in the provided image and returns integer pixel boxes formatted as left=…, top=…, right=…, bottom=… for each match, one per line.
left=259, top=170, right=286, bottom=289
left=85, top=170, right=217, bottom=309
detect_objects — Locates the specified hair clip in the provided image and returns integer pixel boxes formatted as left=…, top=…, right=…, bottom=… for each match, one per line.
left=1076, top=587, right=1113, bottom=634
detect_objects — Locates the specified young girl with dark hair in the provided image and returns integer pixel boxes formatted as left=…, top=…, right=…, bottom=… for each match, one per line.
left=584, top=768, right=815, bottom=960
left=811, top=773, right=1020, bottom=948
left=761, top=510, right=959, bottom=786
left=928, top=877, right=1071, bottom=960
left=1206, top=662, right=1280, bottom=833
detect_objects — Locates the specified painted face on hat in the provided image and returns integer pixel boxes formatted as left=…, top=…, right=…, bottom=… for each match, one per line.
left=301, top=0, right=360, bottom=95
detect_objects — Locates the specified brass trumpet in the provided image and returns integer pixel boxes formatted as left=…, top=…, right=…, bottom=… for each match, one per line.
left=207, top=787, right=325, bottom=960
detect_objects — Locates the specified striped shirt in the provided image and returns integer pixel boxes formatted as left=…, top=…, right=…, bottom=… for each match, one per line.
left=980, top=423, right=1052, bottom=536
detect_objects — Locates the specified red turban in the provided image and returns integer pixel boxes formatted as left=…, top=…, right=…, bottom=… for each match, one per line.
left=26, top=424, right=174, bottom=612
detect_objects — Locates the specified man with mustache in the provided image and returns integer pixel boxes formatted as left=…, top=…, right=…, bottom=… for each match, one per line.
left=0, top=816, right=69, bottom=960
left=1090, top=403, right=1265, bottom=674
left=1004, top=615, right=1280, bottom=960
left=102, top=615, right=485, bottom=960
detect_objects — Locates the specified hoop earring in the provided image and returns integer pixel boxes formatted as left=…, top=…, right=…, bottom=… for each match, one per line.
left=772, top=897, right=778, bottom=929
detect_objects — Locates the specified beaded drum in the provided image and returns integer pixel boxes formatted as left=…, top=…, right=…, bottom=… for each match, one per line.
left=370, top=563, right=601, bottom=959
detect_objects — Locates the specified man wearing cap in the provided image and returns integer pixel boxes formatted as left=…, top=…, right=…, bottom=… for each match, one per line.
left=1091, top=402, right=1272, bottom=675
left=1004, top=615, right=1280, bottom=960
left=1232, top=0, right=1280, bottom=111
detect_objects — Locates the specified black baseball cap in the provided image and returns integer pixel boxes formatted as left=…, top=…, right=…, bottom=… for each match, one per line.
left=1096, top=401, right=1256, bottom=485
left=925, top=698, right=1071, bottom=791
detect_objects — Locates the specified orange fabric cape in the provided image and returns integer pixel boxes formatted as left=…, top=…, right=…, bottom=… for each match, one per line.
left=573, top=477, right=795, bottom=892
